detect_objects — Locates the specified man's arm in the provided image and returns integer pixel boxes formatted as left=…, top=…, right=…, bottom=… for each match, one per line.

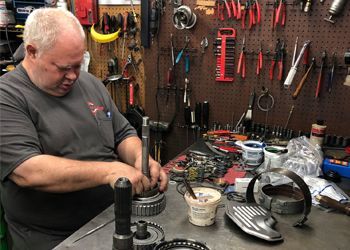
left=117, top=136, right=168, bottom=191
left=9, top=155, right=149, bottom=194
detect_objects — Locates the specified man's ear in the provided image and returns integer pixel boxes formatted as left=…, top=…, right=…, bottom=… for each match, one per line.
left=25, top=44, right=37, bottom=59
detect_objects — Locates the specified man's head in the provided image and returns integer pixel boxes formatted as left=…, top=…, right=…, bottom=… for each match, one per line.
left=23, top=8, right=86, bottom=97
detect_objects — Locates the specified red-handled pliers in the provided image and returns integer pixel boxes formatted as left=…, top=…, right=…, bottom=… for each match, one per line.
left=269, top=39, right=280, bottom=80
left=253, top=0, right=261, bottom=24
left=223, top=0, right=232, bottom=18
left=231, top=0, right=237, bottom=18
left=237, top=36, right=246, bottom=79
left=236, top=0, right=242, bottom=20
left=256, top=42, right=263, bottom=75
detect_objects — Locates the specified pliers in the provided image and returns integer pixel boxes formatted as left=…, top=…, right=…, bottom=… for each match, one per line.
left=237, top=36, right=246, bottom=79
left=175, top=36, right=190, bottom=64
left=269, top=39, right=282, bottom=80
left=256, top=42, right=263, bottom=75
left=274, top=0, right=286, bottom=28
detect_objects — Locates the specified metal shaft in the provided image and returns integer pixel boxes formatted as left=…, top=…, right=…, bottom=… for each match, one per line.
left=142, top=116, right=150, bottom=178
left=113, top=177, right=133, bottom=250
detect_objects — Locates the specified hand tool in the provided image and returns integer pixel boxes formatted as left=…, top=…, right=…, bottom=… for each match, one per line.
left=284, top=105, right=294, bottom=129
left=315, top=194, right=350, bottom=216
left=283, top=40, right=311, bottom=88
left=202, top=101, right=209, bottom=131
left=236, top=0, right=242, bottom=19
left=278, top=41, right=285, bottom=82
left=200, top=37, right=208, bottom=54
left=235, top=112, right=246, bottom=132
left=223, top=0, right=232, bottom=18
left=175, top=36, right=190, bottom=64
left=303, top=43, right=310, bottom=72
left=183, top=178, right=197, bottom=199
left=292, top=36, right=299, bottom=66
left=241, top=1, right=247, bottom=29
left=195, top=102, right=202, bottom=129
left=271, top=0, right=278, bottom=29
left=304, top=0, right=312, bottom=12
left=253, top=0, right=261, bottom=25
left=344, top=50, right=350, bottom=86
left=292, top=57, right=316, bottom=99
left=129, top=0, right=138, bottom=23
left=244, top=90, right=256, bottom=121
left=121, top=11, right=129, bottom=59
left=256, top=42, right=263, bottom=75
left=315, top=51, right=326, bottom=98
left=231, top=0, right=237, bottom=18
left=237, top=36, right=246, bottom=79
left=112, top=178, right=133, bottom=250
left=269, top=39, right=281, bottom=80
left=274, top=0, right=286, bottom=28
left=327, top=52, right=336, bottom=93
left=72, top=218, right=114, bottom=243
left=324, top=0, right=348, bottom=23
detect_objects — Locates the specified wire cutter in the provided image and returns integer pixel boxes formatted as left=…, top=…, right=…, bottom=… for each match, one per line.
left=175, top=36, right=190, bottom=65
left=269, top=39, right=282, bottom=80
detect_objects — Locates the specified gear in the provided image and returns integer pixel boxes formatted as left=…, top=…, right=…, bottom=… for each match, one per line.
left=154, top=238, right=210, bottom=250
left=131, top=221, right=165, bottom=250
left=132, top=192, right=166, bottom=216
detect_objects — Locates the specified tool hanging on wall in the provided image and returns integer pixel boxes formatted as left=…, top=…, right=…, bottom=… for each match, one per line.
left=215, top=28, right=236, bottom=82
left=256, top=42, right=263, bottom=75
left=237, top=36, right=246, bottom=79
left=292, top=57, right=316, bottom=99
left=327, top=52, right=336, bottom=93
left=344, top=50, right=350, bottom=86
left=283, top=40, right=311, bottom=88
left=315, top=51, right=326, bottom=98
left=74, top=0, right=98, bottom=26
left=324, top=0, right=349, bottom=23
left=173, top=5, right=197, bottom=29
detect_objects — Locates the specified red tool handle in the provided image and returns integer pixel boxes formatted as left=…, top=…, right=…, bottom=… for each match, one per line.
left=277, top=61, right=283, bottom=81
left=281, top=2, right=286, bottom=26
left=129, top=82, right=134, bottom=106
left=255, top=0, right=261, bottom=24
left=237, top=52, right=244, bottom=74
left=224, top=0, right=232, bottom=18
left=237, top=0, right=242, bottom=19
left=232, top=0, right=237, bottom=17
left=123, top=12, right=128, bottom=33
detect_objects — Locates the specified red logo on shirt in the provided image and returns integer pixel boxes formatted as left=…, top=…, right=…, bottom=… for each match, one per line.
left=87, top=102, right=104, bottom=116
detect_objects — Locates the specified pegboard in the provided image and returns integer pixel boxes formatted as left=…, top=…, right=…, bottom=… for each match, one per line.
left=86, top=5, right=145, bottom=114
left=144, top=0, right=350, bottom=147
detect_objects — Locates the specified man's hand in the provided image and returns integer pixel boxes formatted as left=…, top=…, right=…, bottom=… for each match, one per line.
left=134, top=156, right=168, bottom=192
left=106, top=162, right=152, bottom=195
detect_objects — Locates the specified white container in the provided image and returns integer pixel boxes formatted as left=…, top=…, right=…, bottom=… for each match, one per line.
left=236, top=140, right=266, bottom=166
left=184, top=187, right=221, bottom=227
left=264, top=146, right=288, bottom=169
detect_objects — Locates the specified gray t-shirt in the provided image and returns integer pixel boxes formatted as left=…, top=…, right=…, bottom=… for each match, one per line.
left=0, top=64, right=137, bottom=235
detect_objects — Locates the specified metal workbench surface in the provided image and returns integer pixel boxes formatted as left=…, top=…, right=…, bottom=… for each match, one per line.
left=54, top=180, right=350, bottom=250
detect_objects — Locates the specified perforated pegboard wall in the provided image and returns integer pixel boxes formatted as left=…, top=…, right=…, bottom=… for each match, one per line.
left=87, top=5, right=145, bottom=114
left=144, top=0, right=350, bottom=141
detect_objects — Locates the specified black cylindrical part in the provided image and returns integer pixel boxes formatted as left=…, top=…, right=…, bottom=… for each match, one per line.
left=184, top=106, right=191, bottom=126
left=113, top=177, right=133, bottom=250
left=114, top=178, right=132, bottom=234
left=202, top=101, right=209, bottom=130
left=195, top=102, right=202, bottom=127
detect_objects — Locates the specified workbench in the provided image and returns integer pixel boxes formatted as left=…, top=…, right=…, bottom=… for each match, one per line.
left=54, top=181, right=350, bottom=249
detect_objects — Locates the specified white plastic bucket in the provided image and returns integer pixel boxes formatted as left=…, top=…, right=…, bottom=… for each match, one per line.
left=236, top=140, right=265, bottom=166
left=264, top=146, right=287, bottom=169
left=184, top=187, right=221, bottom=226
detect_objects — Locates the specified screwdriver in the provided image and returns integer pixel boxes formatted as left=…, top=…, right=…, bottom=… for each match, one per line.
left=315, top=51, right=326, bottom=98
left=121, top=11, right=129, bottom=59
left=292, top=57, right=315, bottom=99
left=327, top=52, right=336, bottom=93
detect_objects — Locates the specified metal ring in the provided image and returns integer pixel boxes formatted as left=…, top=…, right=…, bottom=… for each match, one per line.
left=257, top=93, right=275, bottom=112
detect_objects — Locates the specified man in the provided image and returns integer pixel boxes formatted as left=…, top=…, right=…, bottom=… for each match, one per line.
left=0, top=8, right=167, bottom=250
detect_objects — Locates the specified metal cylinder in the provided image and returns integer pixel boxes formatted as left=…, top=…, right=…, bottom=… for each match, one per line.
left=142, top=116, right=150, bottom=178
left=329, top=0, right=348, bottom=15
left=113, top=177, right=133, bottom=250
left=135, top=221, right=149, bottom=240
